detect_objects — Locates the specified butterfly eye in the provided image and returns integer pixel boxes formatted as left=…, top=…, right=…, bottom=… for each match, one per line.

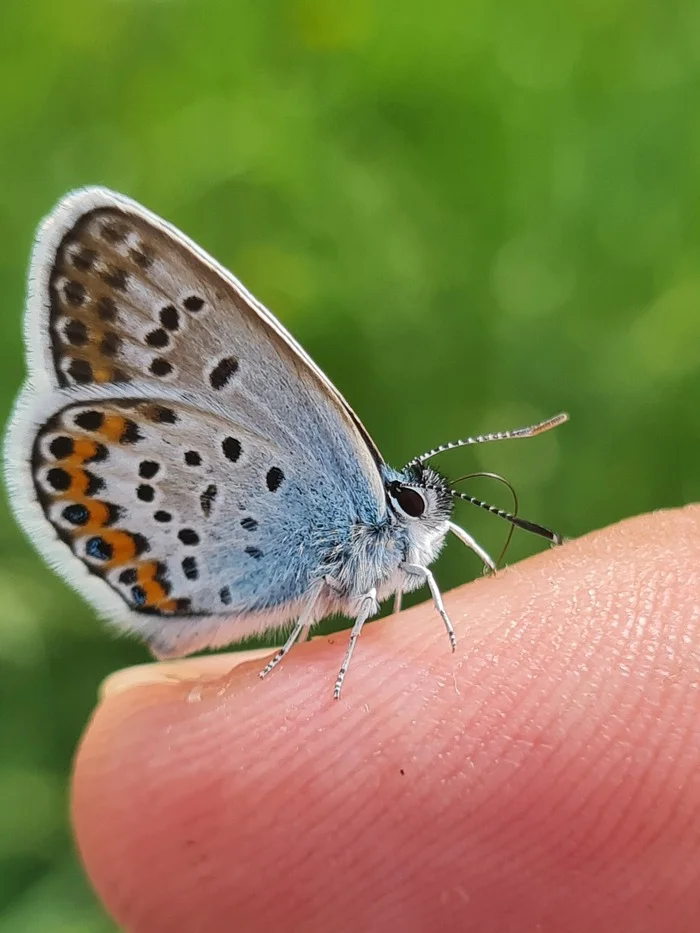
left=389, top=482, right=426, bottom=518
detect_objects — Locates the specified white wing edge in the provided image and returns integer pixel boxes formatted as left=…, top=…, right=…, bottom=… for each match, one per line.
left=4, top=382, right=140, bottom=629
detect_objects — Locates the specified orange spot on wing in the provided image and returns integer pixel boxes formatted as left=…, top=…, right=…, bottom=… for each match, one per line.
left=136, top=561, right=169, bottom=608
left=78, top=499, right=112, bottom=531
left=97, top=414, right=126, bottom=442
left=55, top=467, right=90, bottom=498
left=70, top=438, right=99, bottom=461
left=101, top=530, right=138, bottom=565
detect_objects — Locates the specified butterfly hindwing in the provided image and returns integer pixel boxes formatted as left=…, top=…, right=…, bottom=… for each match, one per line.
left=27, top=392, right=370, bottom=652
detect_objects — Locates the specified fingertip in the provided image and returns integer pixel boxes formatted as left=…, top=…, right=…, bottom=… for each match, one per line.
left=73, top=507, right=700, bottom=933
left=98, top=648, right=274, bottom=699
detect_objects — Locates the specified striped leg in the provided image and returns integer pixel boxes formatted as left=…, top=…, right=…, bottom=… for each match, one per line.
left=401, top=562, right=456, bottom=651
left=333, top=588, right=379, bottom=699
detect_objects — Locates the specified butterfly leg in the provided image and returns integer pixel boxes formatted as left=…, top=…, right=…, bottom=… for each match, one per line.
left=448, top=521, right=496, bottom=573
left=393, top=590, right=403, bottom=614
left=259, top=594, right=319, bottom=679
left=401, top=563, right=457, bottom=651
left=333, top=588, right=379, bottom=700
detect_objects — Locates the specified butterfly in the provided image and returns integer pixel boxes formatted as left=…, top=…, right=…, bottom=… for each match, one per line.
left=4, top=188, right=567, bottom=697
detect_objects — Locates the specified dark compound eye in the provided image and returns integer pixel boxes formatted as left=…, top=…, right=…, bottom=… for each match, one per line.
left=389, top=482, right=426, bottom=518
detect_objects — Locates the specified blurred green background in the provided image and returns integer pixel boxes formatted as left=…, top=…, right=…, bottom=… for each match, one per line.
left=2, top=0, right=700, bottom=928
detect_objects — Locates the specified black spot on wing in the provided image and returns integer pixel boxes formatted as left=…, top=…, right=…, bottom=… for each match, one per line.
left=85, top=443, right=108, bottom=464
left=183, top=295, right=204, bottom=312
left=100, top=332, right=120, bottom=357
left=200, top=484, right=217, bottom=517
left=160, top=305, right=180, bottom=330
left=146, top=328, right=169, bottom=348
left=121, top=420, right=143, bottom=444
left=64, top=280, right=86, bottom=306
left=130, top=247, right=153, bottom=269
left=86, top=536, right=112, bottom=561
left=209, top=357, right=238, bottom=390
left=64, top=319, right=88, bottom=345
left=139, top=460, right=159, bottom=479
left=132, top=533, right=150, bottom=556
left=75, top=410, right=103, bottom=431
left=104, top=502, right=122, bottom=525
left=72, top=247, right=97, bottom=271
left=46, top=468, right=71, bottom=491
left=62, top=503, right=88, bottom=525
left=222, top=437, right=241, bottom=462
left=266, top=467, right=284, bottom=492
left=178, top=528, right=200, bottom=545
left=49, top=436, right=74, bottom=459
left=100, top=221, right=128, bottom=243
left=67, top=359, right=93, bottom=383
left=150, top=358, right=173, bottom=377
left=101, top=266, right=128, bottom=291
left=97, top=296, right=117, bottom=321
left=151, top=406, right=177, bottom=424
left=84, top=471, right=105, bottom=496
left=182, top=556, right=198, bottom=580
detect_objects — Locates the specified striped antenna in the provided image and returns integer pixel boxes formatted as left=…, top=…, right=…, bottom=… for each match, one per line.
left=448, top=488, right=562, bottom=544
left=402, top=481, right=563, bottom=544
left=406, top=412, right=568, bottom=467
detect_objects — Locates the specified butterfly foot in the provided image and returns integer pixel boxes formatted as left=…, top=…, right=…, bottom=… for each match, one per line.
left=259, top=650, right=284, bottom=679
left=401, top=562, right=456, bottom=653
left=333, top=588, right=378, bottom=699
left=257, top=610, right=316, bottom=682
left=448, top=522, right=496, bottom=574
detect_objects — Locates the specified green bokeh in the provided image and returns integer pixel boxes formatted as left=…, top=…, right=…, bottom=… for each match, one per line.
left=2, top=1, right=700, bottom=927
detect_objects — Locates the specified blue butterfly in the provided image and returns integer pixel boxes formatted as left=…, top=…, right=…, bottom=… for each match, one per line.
left=4, top=188, right=566, bottom=697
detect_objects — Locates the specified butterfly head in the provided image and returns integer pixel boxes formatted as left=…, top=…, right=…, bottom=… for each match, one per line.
left=385, top=411, right=569, bottom=550
left=384, top=462, right=453, bottom=528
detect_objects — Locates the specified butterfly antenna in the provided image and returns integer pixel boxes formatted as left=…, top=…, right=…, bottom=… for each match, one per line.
left=406, top=412, right=568, bottom=467
left=448, top=488, right=562, bottom=545
left=450, top=471, right=519, bottom=566
left=406, top=477, right=563, bottom=545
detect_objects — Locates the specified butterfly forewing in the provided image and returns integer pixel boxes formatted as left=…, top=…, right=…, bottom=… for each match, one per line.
left=38, top=192, right=382, bottom=480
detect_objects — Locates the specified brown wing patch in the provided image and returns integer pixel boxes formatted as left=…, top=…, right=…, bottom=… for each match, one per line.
left=48, top=208, right=188, bottom=388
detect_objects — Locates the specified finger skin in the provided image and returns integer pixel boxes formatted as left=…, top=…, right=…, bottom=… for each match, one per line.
left=72, top=507, right=700, bottom=933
